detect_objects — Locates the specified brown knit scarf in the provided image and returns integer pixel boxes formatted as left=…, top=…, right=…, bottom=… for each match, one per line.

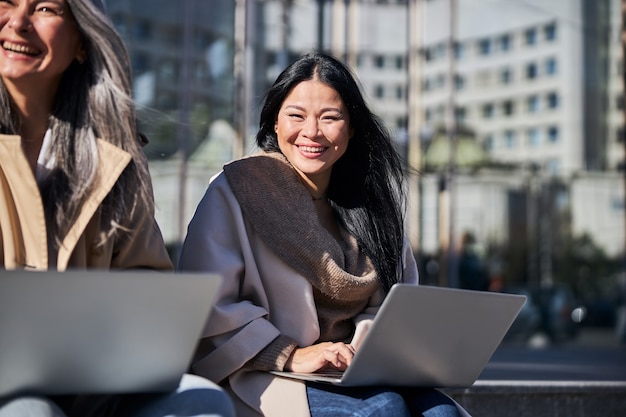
left=223, top=152, right=380, bottom=341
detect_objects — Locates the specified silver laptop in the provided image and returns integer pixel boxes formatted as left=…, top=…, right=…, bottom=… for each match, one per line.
left=272, top=284, right=526, bottom=388
left=0, top=269, right=222, bottom=397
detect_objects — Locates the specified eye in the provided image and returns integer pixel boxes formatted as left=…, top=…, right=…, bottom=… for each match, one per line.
left=322, top=114, right=342, bottom=122
left=35, top=3, right=64, bottom=16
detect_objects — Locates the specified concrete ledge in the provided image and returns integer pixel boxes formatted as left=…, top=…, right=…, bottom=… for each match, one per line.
left=443, top=381, right=626, bottom=417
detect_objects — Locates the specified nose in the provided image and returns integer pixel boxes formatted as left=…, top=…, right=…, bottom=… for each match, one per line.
left=6, top=6, right=33, bottom=32
left=302, top=117, right=320, bottom=138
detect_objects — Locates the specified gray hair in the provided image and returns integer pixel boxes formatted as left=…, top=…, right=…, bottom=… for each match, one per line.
left=1, top=0, right=152, bottom=248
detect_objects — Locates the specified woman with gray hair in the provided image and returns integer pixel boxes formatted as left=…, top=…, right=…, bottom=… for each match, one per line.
left=0, top=0, right=234, bottom=416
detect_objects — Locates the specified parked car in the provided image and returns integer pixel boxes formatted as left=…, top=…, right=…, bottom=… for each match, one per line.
left=501, top=283, right=585, bottom=346
left=501, top=286, right=542, bottom=345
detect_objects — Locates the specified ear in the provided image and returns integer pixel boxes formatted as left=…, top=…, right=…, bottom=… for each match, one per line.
left=76, top=47, right=87, bottom=64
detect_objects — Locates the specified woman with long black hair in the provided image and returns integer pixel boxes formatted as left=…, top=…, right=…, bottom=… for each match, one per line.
left=180, top=52, right=469, bottom=417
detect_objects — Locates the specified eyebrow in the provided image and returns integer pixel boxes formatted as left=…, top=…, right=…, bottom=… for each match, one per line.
left=283, top=104, right=345, bottom=114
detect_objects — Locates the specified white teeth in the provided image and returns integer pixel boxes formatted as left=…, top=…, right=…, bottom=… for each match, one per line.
left=299, top=145, right=325, bottom=153
left=3, top=41, right=38, bottom=55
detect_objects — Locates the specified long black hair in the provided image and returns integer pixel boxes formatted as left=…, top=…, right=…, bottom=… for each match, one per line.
left=256, top=52, right=407, bottom=293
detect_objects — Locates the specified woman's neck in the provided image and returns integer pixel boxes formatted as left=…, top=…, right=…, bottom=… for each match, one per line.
left=5, top=80, right=55, bottom=173
left=295, top=170, right=330, bottom=201
left=4, top=77, right=56, bottom=130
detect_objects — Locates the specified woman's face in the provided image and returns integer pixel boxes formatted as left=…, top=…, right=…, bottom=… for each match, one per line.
left=275, top=79, right=352, bottom=195
left=0, top=0, right=83, bottom=88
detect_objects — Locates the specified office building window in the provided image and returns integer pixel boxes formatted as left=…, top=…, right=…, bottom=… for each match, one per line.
left=527, top=128, right=541, bottom=147
left=158, top=59, right=178, bottom=82
left=194, top=61, right=210, bottom=83
left=616, top=94, right=624, bottom=111
left=526, top=62, right=537, bottom=79
left=544, top=22, right=557, bottom=41
left=423, top=47, right=433, bottom=62
left=436, top=105, right=445, bottom=119
left=374, top=55, right=385, bottom=68
left=478, top=38, right=491, bottom=55
left=504, top=130, right=516, bottom=148
left=525, top=27, right=537, bottom=45
left=132, top=52, right=150, bottom=74
left=436, top=74, right=445, bottom=89
left=455, top=74, right=465, bottom=90
left=194, top=31, right=212, bottom=52
left=356, top=53, right=364, bottom=68
left=395, top=85, right=405, bottom=100
left=545, top=57, right=557, bottom=76
left=484, top=134, right=494, bottom=151
left=547, top=92, right=559, bottom=109
left=374, top=84, right=385, bottom=98
left=395, top=55, right=405, bottom=70
left=132, top=19, right=152, bottom=40
left=482, top=103, right=494, bottom=118
left=500, top=68, right=512, bottom=84
left=455, top=107, right=467, bottom=124
left=435, top=42, right=446, bottom=59
left=527, top=95, right=540, bottom=113
left=502, top=100, right=515, bottom=116
left=499, top=34, right=511, bottom=51
left=547, top=126, right=559, bottom=143
left=454, top=42, right=465, bottom=59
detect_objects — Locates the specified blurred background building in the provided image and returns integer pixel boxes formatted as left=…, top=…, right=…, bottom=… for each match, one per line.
left=105, top=0, right=624, bottom=336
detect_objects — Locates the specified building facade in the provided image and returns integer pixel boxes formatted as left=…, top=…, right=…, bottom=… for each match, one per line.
left=104, top=0, right=624, bottom=267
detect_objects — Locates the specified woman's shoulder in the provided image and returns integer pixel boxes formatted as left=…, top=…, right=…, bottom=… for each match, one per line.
left=223, top=151, right=288, bottom=172
left=200, top=169, right=241, bottom=207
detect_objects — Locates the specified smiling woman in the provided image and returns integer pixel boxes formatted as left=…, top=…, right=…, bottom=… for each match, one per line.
left=0, top=0, right=84, bottom=173
left=0, top=1, right=234, bottom=417
left=178, top=52, right=471, bottom=417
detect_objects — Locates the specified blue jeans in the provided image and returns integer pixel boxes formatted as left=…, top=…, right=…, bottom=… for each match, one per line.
left=306, top=383, right=462, bottom=417
left=0, top=375, right=235, bottom=417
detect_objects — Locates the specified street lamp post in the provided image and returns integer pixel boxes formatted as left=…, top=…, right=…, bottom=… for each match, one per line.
left=622, top=0, right=626, bottom=266
left=317, top=0, right=325, bottom=52
left=407, top=0, right=424, bottom=253
left=175, top=0, right=194, bottom=258
left=442, top=0, right=458, bottom=288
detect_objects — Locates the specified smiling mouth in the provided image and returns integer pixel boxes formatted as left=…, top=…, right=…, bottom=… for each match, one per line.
left=299, top=145, right=327, bottom=154
left=2, top=41, right=40, bottom=56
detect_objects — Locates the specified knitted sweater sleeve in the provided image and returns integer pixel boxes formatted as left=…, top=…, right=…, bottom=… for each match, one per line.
left=244, top=334, right=299, bottom=371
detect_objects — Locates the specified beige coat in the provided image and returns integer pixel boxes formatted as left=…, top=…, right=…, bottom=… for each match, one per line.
left=0, top=134, right=172, bottom=271
left=179, top=172, right=421, bottom=417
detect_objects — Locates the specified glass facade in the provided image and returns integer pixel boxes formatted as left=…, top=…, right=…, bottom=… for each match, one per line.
left=107, top=0, right=236, bottom=161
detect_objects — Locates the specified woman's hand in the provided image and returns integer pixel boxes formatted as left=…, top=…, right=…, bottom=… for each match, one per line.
left=285, top=342, right=356, bottom=373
